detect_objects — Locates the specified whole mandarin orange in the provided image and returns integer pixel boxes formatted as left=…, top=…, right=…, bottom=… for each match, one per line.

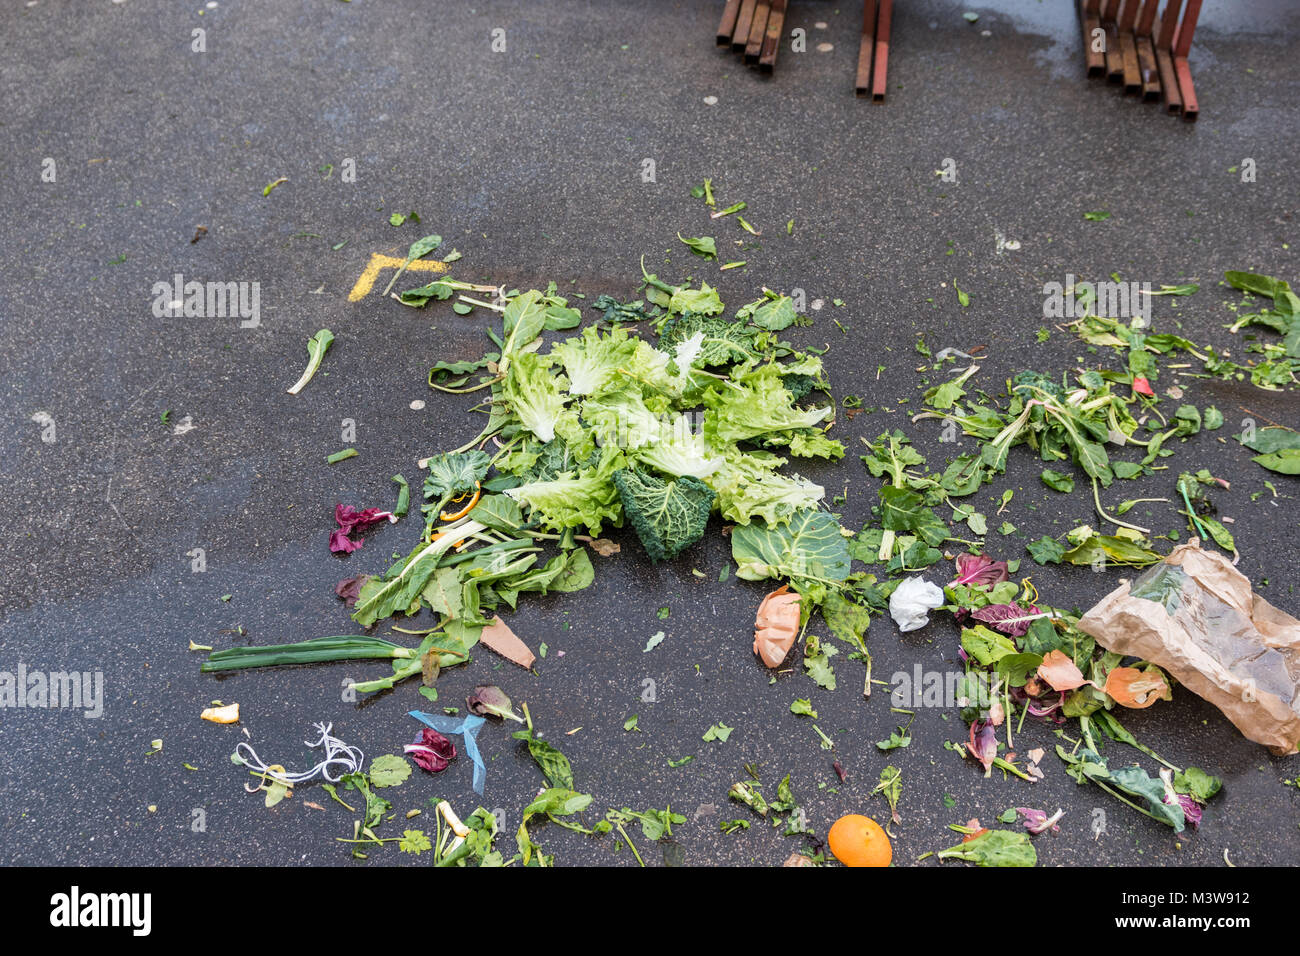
left=827, top=814, right=892, bottom=867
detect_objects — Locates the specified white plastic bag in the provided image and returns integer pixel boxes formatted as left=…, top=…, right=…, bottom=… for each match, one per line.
left=890, top=576, right=945, bottom=633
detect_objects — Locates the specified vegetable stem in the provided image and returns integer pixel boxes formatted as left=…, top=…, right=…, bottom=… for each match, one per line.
left=201, top=636, right=412, bottom=672
left=615, top=823, right=645, bottom=867
left=457, top=294, right=504, bottom=312
left=429, top=377, right=500, bottom=395
left=287, top=329, right=334, bottom=395
left=1091, top=477, right=1150, bottom=534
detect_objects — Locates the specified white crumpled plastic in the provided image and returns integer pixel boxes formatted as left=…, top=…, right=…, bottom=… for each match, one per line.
left=889, top=576, right=945, bottom=633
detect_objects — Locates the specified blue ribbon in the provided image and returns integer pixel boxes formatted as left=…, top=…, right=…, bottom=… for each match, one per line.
left=408, top=711, right=488, bottom=794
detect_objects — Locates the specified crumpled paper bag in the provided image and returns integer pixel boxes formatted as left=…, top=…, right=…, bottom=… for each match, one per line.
left=1077, top=541, right=1300, bottom=755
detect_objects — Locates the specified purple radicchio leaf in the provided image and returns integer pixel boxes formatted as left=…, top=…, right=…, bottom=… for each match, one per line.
left=1015, top=807, right=1064, bottom=834
left=330, top=530, right=365, bottom=554
left=405, top=728, right=457, bottom=773
left=1026, top=693, right=1066, bottom=719
left=969, top=603, right=1042, bottom=638
left=968, top=720, right=998, bottom=775
left=467, top=685, right=523, bottom=722
left=330, top=504, right=396, bottom=553
left=334, top=574, right=372, bottom=608
left=952, top=553, right=1010, bottom=588
left=1171, top=794, right=1203, bottom=828
left=1007, top=687, right=1063, bottom=725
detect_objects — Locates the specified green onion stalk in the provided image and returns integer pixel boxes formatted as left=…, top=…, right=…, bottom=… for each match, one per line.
left=346, top=629, right=463, bottom=695
left=200, top=636, right=416, bottom=673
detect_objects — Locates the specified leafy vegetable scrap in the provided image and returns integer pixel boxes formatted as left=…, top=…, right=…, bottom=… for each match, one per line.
left=287, top=329, right=334, bottom=395
left=209, top=204, right=1276, bottom=865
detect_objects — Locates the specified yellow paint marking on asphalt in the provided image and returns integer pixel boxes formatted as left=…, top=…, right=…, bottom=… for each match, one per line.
left=348, top=253, right=449, bottom=302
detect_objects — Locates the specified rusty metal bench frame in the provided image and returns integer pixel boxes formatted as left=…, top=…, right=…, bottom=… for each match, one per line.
left=716, top=0, right=788, bottom=74
left=718, top=1, right=1200, bottom=116
left=1079, top=0, right=1202, bottom=119
left=855, top=0, right=894, bottom=101
left=717, top=0, right=893, bottom=98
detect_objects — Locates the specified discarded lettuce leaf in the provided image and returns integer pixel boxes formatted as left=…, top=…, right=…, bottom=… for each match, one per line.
left=1040, top=468, right=1074, bottom=493
left=287, top=329, right=334, bottom=395
left=677, top=233, right=717, bottom=259
left=702, top=723, right=733, bottom=743
left=731, top=510, right=851, bottom=584
left=1027, top=536, right=1066, bottom=565
left=937, top=829, right=1037, bottom=867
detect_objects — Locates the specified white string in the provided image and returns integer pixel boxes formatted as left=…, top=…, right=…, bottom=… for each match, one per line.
left=235, top=722, right=365, bottom=786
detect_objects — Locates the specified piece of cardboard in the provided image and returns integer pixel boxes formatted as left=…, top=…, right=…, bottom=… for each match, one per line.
left=479, top=616, right=536, bottom=669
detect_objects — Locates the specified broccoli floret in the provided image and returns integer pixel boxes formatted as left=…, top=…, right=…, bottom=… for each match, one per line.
left=611, top=467, right=715, bottom=563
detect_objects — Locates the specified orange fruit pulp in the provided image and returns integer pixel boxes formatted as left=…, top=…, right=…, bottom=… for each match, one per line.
left=827, top=814, right=892, bottom=867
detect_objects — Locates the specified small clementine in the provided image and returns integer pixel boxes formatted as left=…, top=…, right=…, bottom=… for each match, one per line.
left=828, top=814, right=892, bottom=867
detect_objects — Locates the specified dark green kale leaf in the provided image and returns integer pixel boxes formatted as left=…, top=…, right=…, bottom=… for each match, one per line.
left=590, top=294, right=663, bottom=326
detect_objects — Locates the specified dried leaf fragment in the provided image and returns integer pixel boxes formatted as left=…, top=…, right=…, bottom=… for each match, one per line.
left=587, top=538, right=621, bottom=557
left=201, top=702, right=240, bottom=724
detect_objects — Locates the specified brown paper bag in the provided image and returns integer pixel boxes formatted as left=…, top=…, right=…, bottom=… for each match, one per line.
left=1077, top=541, right=1300, bottom=755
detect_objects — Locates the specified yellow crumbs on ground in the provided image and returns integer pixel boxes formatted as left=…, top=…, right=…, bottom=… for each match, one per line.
left=347, top=253, right=450, bottom=302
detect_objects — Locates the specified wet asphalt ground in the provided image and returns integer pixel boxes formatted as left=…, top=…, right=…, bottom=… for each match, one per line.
left=2, top=0, right=1298, bottom=867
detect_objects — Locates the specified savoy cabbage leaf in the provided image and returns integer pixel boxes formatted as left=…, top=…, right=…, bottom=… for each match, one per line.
left=422, top=450, right=491, bottom=505
left=657, top=312, right=759, bottom=367
left=730, top=510, right=851, bottom=584
left=611, top=467, right=715, bottom=563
